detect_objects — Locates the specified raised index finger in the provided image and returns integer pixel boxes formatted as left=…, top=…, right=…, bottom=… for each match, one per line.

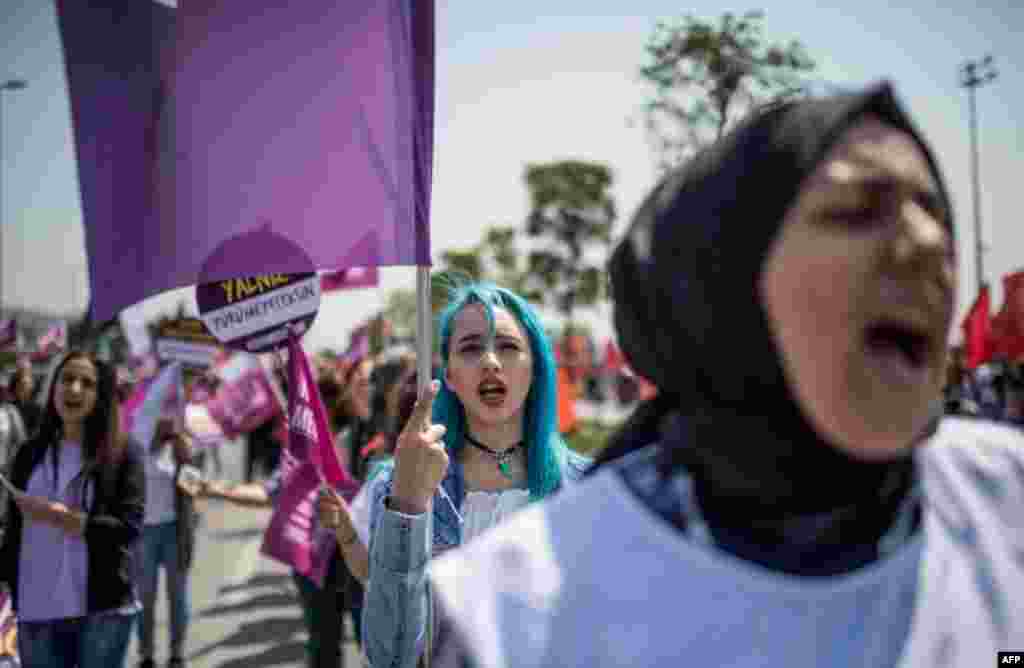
left=408, top=379, right=440, bottom=432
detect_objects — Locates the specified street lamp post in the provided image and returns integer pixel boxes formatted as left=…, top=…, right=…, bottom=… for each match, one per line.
left=959, top=56, right=998, bottom=295
left=0, top=78, right=28, bottom=316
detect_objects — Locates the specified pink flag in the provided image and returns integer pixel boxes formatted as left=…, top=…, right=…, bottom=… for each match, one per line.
left=31, top=321, right=67, bottom=361
left=0, top=319, right=15, bottom=350
left=260, top=331, right=358, bottom=585
left=320, top=266, right=379, bottom=294
left=184, top=403, right=225, bottom=451
left=343, top=329, right=371, bottom=363
left=123, top=362, right=184, bottom=446
left=205, top=353, right=282, bottom=439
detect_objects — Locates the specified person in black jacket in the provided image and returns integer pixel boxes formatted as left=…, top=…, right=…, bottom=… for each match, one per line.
left=0, top=351, right=145, bottom=667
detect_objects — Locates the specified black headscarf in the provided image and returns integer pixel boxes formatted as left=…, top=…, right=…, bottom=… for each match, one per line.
left=605, top=83, right=952, bottom=554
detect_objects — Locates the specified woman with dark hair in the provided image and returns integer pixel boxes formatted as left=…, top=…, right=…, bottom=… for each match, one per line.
left=427, top=82, right=1024, bottom=667
left=332, top=356, right=375, bottom=485
left=317, top=369, right=420, bottom=585
left=0, top=351, right=145, bottom=667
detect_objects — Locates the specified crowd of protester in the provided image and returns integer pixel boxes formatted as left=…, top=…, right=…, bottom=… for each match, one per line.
left=0, top=80, right=1021, bottom=668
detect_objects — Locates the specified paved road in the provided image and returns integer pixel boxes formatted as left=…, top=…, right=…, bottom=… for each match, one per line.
left=125, top=439, right=364, bottom=668
left=124, top=397, right=631, bottom=668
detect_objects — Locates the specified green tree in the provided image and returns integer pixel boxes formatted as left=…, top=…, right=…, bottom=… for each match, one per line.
left=480, top=226, right=543, bottom=302
left=382, top=289, right=418, bottom=339
left=435, top=225, right=540, bottom=300
left=522, top=161, right=615, bottom=324
left=640, top=10, right=815, bottom=171
left=438, top=248, right=485, bottom=282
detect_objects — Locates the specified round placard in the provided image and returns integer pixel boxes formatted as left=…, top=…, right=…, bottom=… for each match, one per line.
left=196, top=226, right=320, bottom=353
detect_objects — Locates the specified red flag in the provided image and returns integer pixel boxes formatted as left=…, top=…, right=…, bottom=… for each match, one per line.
left=320, top=266, right=379, bottom=293
left=557, top=366, right=579, bottom=434
left=992, top=271, right=1024, bottom=361
left=961, top=286, right=993, bottom=369
left=637, top=375, right=659, bottom=401
left=603, top=341, right=625, bottom=373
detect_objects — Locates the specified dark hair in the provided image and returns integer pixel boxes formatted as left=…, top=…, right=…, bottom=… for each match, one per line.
left=36, top=351, right=126, bottom=493
left=394, top=372, right=419, bottom=436
left=381, top=372, right=420, bottom=456
left=318, top=374, right=344, bottom=432
left=8, top=366, right=32, bottom=395
left=333, top=355, right=371, bottom=427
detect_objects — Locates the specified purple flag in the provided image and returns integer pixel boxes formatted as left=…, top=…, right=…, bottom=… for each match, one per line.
left=56, top=0, right=177, bottom=324
left=260, top=332, right=359, bottom=585
left=57, top=0, right=435, bottom=324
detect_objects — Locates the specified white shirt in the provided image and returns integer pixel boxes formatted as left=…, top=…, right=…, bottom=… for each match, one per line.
left=430, top=418, right=1024, bottom=668
left=350, top=482, right=530, bottom=547
left=143, top=442, right=177, bottom=525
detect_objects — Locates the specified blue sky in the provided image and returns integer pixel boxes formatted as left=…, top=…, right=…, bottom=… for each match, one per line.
left=1, top=0, right=1020, bottom=353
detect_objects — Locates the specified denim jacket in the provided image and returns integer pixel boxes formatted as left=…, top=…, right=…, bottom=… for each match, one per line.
left=363, top=447, right=589, bottom=668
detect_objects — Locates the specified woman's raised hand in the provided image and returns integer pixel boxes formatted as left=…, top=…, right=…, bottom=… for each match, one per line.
left=391, top=380, right=448, bottom=515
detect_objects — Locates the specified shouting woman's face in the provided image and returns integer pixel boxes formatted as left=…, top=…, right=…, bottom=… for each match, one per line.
left=54, top=357, right=100, bottom=431
left=444, top=304, right=533, bottom=432
left=761, top=115, right=955, bottom=460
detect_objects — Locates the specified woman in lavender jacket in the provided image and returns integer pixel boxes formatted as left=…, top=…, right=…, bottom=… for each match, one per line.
left=0, top=351, right=145, bottom=667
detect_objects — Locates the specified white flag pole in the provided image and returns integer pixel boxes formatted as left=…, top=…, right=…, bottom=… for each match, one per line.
left=416, top=266, right=433, bottom=392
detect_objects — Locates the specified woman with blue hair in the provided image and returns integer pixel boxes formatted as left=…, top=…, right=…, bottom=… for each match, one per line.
left=351, top=279, right=589, bottom=668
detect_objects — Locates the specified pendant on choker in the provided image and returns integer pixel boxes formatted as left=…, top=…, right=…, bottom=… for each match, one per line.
left=464, top=433, right=521, bottom=479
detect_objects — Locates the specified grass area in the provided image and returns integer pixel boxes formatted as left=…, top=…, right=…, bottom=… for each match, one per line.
left=563, top=419, right=619, bottom=458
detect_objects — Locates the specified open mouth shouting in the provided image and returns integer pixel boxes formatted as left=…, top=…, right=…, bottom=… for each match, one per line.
left=62, top=397, right=88, bottom=415
left=478, top=378, right=508, bottom=408
left=863, top=314, right=939, bottom=387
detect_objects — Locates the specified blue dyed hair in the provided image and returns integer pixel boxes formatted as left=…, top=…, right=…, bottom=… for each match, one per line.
left=433, top=281, right=567, bottom=500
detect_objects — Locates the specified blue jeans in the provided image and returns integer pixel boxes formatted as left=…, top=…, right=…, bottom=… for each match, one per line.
left=137, top=522, right=189, bottom=660
left=17, top=613, right=136, bottom=668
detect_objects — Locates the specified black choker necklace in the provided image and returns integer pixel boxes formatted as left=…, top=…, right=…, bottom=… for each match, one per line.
left=464, top=432, right=521, bottom=479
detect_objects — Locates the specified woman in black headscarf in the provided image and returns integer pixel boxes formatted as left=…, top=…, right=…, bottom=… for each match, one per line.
left=423, top=82, right=1024, bottom=667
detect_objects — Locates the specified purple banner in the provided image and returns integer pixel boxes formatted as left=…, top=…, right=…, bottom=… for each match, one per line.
left=57, top=0, right=435, bottom=324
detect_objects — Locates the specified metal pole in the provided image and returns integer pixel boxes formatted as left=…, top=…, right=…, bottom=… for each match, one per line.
left=0, top=79, right=28, bottom=316
left=416, top=266, right=433, bottom=393
left=959, top=57, right=998, bottom=295
left=968, top=81, right=983, bottom=294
